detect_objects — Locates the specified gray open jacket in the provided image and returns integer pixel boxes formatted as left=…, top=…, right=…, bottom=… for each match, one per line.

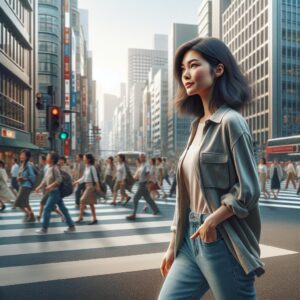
left=172, top=103, right=265, bottom=277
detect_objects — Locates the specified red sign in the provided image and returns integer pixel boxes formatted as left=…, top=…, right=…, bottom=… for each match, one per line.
left=64, top=138, right=71, bottom=156
left=266, top=145, right=295, bottom=154
left=64, top=56, right=70, bottom=79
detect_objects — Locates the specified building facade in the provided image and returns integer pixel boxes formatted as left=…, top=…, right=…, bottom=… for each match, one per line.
left=0, top=0, right=39, bottom=165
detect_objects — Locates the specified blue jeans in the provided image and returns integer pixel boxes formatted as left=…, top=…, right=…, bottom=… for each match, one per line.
left=158, top=210, right=256, bottom=300
left=42, top=189, right=74, bottom=229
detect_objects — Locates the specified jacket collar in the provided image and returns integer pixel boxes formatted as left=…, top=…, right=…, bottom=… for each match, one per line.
left=190, top=103, right=231, bottom=130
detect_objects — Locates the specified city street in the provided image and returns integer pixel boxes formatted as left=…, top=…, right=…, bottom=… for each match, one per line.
left=0, top=180, right=299, bottom=300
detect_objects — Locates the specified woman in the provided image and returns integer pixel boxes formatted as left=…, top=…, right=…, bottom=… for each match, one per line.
left=111, top=154, right=130, bottom=205
left=258, top=157, right=270, bottom=199
left=270, top=160, right=283, bottom=199
left=104, top=156, right=116, bottom=194
left=15, top=149, right=36, bottom=222
left=159, top=37, right=264, bottom=300
left=35, top=151, right=75, bottom=233
left=0, top=160, right=16, bottom=211
left=73, top=153, right=100, bottom=225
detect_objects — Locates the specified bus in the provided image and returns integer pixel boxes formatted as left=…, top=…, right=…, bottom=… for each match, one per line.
left=117, top=151, right=145, bottom=171
left=265, top=135, right=300, bottom=164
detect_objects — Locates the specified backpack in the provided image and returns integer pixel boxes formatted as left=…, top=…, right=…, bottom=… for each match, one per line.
left=53, top=166, right=73, bottom=197
left=59, top=169, right=73, bottom=197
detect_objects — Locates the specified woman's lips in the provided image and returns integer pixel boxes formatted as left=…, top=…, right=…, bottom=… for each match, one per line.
left=185, top=82, right=194, bottom=88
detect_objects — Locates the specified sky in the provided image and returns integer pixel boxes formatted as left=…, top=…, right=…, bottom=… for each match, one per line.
left=78, top=0, right=200, bottom=97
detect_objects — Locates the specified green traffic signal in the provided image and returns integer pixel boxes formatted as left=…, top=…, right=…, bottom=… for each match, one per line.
left=59, top=132, right=68, bottom=140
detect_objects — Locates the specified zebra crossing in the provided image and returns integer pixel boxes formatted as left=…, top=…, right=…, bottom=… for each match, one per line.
left=0, top=181, right=298, bottom=288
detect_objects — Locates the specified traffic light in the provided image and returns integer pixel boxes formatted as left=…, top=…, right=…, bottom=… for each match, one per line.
left=59, top=131, right=68, bottom=140
left=47, top=106, right=60, bottom=132
left=35, top=92, right=44, bottom=110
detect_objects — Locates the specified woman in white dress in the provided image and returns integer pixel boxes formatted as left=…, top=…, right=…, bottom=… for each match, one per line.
left=258, top=157, right=270, bottom=199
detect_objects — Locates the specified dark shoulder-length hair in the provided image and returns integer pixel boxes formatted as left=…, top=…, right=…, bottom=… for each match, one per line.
left=174, top=37, right=251, bottom=117
left=85, top=153, right=95, bottom=165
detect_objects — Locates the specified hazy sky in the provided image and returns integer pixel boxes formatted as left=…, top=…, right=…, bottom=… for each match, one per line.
left=78, top=0, right=200, bottom=96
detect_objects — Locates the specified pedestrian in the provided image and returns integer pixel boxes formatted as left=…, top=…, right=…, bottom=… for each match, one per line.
left=0, top=160, right=16, bottom=211
left=162, top=158, right=171, bottom=186
left=126, top=153, right=160, bottom=220
left=104, top=156, right=116, bottom=194
left=37, top=155, right=64, bottom=222
left=10, top=158, right=19, bottom=197
left=74, top=153, right=85, bottom=208
left=258, top=157, right=270, bottom=199
left=285, top=160, right=297, bottom=189
left=73, top=153, right=100, bottom=225
left=157, top=157, right=168, bottom=199
left=296, top=161, right=300, bottom=195
left=159, top=37, right=264, bottom=300
left=111, top=154, right=131, bottom=205
left=270, top=160, right=283, bottom=199
left=143, top=157, right=158, bottom=212
left=58, top=156, right=72, bottom=176
left=35, top=151, right=75, bottom=234
left=14, top=149, right=36, bottom=222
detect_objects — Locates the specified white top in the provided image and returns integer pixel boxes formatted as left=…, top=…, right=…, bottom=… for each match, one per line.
left=156, top=164, right=164, bottom=182
left=286, top=163, right=296, bottom=174
left=105, top=164, right=116, bottom=177
left=11, top=163, right=19, bottom=178
left=116, top=163, right=126, bottom=181
left=258, top=164, right=268, bottom=174
left=78, top=165, right=99, bottom=184
left=182, top=122, right=209, bottom=214
left=149, top=165, right=157, bottom=182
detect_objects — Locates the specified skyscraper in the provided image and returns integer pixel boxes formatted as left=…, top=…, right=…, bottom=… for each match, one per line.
left=168, top=23, right=198, bottom=157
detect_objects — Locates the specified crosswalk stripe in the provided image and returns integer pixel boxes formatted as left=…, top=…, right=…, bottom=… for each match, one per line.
left=258, top=203, right=300, bottom=209
left=0, top=232, right=171, bottom=257
left=0, top=213, right=160, bottom=225
left=0, top=244, right=297, bottom=287
left=0, top=220, right=172, bottom=238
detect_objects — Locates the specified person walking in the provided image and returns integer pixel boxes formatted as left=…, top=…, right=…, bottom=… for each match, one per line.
left=10, top=158, right=19, bottom=197
left=35, top=151, right=75, bottom=233
left=111, top=154, right=131, bottom=205
left=37, top=155, right=64, bottom=222
left=269, top=160, right=283, bottom=199
left=74, top=154, right=85, bottom=208
left=126, top=153, right=160, bottom=220
left=158, top=37, right=264, bottom=300
left=0, top=160, right=16, bottom=211
left=73, top=153, right=100, bottom=225
left=143, top=158, right=158, bottom=212
left=162, top=158, right=171, bottom=186
left=104, top=156, right=116, bottom=194
left=157, top=157, right=168, bottom=199
left=258, top=157, right=270, bottom=199
left=14, top=149, right=36, bottom=222
left=285, top=160, right=297, bottom=189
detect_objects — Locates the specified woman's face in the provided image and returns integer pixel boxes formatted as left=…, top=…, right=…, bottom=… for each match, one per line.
left=20, top=152, right=26, bottom=163
left=181, top=50, right=214, bottom=97
left=83, top=155, right=89, bottom=165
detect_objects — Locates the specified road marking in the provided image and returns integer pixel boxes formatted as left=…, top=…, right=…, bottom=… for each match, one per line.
left=0, top=220, right=172, bottom=238
left=0, top=244, right=297, bottom=287
left=0, top=213, right=159, bottom=226
left=0, top=232, right=171, bottom=257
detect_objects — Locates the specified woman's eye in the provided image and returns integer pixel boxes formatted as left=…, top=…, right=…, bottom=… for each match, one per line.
left=190, top=64, right=198, bottom=68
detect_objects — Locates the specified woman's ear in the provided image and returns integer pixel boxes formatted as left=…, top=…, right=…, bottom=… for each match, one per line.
left=215, top=64, right=224, bottom=78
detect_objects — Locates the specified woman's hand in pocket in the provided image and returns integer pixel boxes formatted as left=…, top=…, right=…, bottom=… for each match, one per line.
left=190, top=220, right=217, bottom=243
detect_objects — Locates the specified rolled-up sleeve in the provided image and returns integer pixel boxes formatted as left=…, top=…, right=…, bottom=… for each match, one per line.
left=221, top=132, right=260, bottom=218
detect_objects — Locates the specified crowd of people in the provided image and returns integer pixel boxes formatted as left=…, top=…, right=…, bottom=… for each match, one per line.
left=0, top=149, right=177, bottom=232
left=1, top=149, right=299, bottom=233
left=258, top=158, right=300, bottom=198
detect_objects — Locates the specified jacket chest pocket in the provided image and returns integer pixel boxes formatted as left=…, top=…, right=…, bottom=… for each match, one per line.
left=199, top=152, right=230, bottom=189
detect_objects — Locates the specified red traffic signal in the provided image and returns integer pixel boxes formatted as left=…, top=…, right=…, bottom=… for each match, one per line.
left=50, top=106, right=60, bottom=116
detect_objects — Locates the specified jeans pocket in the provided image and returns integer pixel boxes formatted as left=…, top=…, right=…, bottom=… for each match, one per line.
left=200, top=228, right=223, bottom=246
